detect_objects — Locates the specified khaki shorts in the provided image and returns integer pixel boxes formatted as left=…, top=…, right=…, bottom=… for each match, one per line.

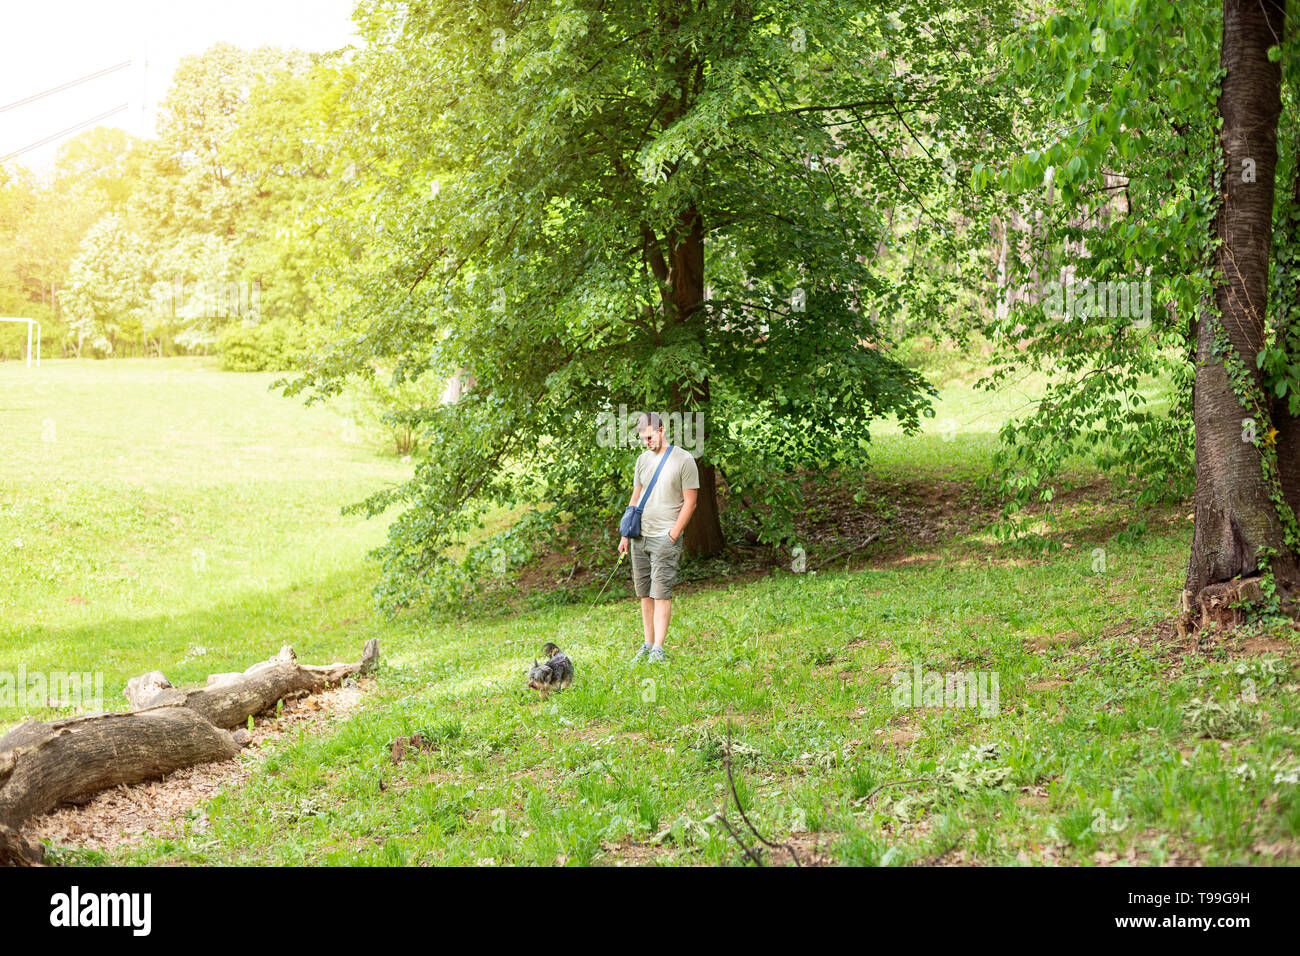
left=630, top=533, right=683, bottom=600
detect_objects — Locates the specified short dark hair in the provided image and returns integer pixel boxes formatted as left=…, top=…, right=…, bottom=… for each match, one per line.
left=636, top=411, right=664, bottom=431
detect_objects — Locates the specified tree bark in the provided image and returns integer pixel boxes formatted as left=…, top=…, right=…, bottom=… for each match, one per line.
left=680, top=375, right=725, bottom=558
left=685, top=458, right=725, bottom=556
left=1273, top=124, right=1300, bottom=519
left=0, top=823, right=45, bottom=866
left=1186, top=0, right=1295, bottom=598
left=0, top=640, right=378, bottom=838
left=0, top=708, right=241, bottom=832
left=668, top=203, right=725, bottom=556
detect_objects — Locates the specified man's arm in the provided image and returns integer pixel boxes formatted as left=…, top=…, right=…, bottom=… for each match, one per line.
left=669, top=488, right=698, bottom=542
left=669, top=451, right=702, bottom=543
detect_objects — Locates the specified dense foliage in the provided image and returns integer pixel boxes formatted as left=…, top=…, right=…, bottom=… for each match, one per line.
left=11, top=0, right=1299, bottom=607
left=280, top=0, right=1025, bottom=610
left=0, top=44, right=353, bottom=362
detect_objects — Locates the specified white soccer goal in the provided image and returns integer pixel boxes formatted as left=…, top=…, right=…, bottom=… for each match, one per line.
left=0, top=317, right=41, bottom=367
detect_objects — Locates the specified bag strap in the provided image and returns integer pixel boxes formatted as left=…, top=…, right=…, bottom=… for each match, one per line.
left=636, top=444, right=675, bottom=513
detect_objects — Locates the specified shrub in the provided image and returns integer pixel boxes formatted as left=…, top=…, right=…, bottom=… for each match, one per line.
left=217, top=320, right=300, bottom=371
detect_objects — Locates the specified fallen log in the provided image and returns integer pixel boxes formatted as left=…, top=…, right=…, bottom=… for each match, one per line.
left=0, top=823, right=45, bottom=866
left=0, top=639, right=378, bottom=847
left=0, top=707, right=240, bottom=831
left=123, top=671, right=173, bottom=710
left=155, top=640, right=380, bottom=729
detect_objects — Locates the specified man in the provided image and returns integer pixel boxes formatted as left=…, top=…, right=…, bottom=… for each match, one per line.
left=619, top=411, right=699, bottom=664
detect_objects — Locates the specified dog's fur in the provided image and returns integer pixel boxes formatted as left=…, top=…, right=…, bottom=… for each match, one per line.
left=527, top=642, right=574, bottom=696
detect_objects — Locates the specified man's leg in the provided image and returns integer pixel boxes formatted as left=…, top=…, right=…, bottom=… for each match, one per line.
left=652, top=597, right=673, bottom=647
left=648, top=534, right=682, bottom=655
left=629, top=537, right=655, bottom=663
left=640, top=597, right=656, bottom=644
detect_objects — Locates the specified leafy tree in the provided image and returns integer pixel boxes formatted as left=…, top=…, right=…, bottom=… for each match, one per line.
left=946, top=3, right=1214, bottom=535
left=53, top=127, right=146, bottom=208
left=290, top=0, right=1014, bottom=611
left=3, top=45, right=348, bottom=362
left=0, top=167, right=43, bottom=356
left=971, top=0, right=1300, bottom=611
left=221, top=52, right=356, bottom=335
left=147, top=232, right=240, bottom=354
left=0, top=129, right=144, bottom=356
left=134, top=43, right=298, bottom=239
left=60, top=214, right=152, bottom=356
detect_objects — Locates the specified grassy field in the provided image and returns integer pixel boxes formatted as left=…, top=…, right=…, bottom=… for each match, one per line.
left=0, top=357, right=408, bottom=728
left=3, top=358, right=1298, bottom=866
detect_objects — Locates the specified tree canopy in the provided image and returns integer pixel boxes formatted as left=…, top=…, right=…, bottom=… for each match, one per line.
left=285, top=0, right=1019, bottom=610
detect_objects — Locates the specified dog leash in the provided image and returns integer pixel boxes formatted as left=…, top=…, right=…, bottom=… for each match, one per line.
left=560, top=551, right=629, bottom=652
left=581, top=550, right=626, bottom=623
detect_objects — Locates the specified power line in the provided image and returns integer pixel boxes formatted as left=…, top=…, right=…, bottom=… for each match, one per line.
left=0, top=104, right=130, bottom=162
left=0, top=60, right=132, bottom=114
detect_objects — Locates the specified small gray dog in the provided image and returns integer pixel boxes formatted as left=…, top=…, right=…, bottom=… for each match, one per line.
left=527, top=642, right=574, bottom=697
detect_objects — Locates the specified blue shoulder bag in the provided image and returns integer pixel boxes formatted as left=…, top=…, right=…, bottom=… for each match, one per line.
left=619, top=444, right=674, bottom=539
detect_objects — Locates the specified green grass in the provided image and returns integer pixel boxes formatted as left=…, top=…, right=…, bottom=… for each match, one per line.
left=0, top=357, right=409, bottom=726
left=3, top=357, right=1297, bottom=867
left=118, top=510, right=1300, bottom=867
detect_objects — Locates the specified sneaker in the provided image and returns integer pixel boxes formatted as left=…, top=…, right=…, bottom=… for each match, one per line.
left=648, top=645, right=667, bottom=664
left=631, top=643, right=652, bottom=665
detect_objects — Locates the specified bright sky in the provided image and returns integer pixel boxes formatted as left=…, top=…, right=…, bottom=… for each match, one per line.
left=0, top=0, right=360, bottom=169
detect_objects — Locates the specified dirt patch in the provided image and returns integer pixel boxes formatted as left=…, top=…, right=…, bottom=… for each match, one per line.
left=1028, top=617, right=1179, bottom=658
left=876, top=551, right=948, bottom=569
left=848, top=636, right=891, bottom=651
left=467, top=474, right=1006, bottom=613
left=24, top=680, right=370, bottom=856
left=446, top=473, right=1169, bottom=615
left=1027, top=680, right=1069, bottom=691
left=1026, top=633, right=1075, bottom=653
left=778, top=829, right=834, bottom=866
left=1097, top=616, right=1173, bottom=645
left=1250, top=838, right=1300, bottom=862
left=923, top=842, right=972, bottom=867
left=599, top=838, right=676, bottom=866
left=862, top=708, right=923, bottom=744
left=1016, top=784, right=1050, bottom=808
left=877, top=727, right=920, bottom=746
left=1156, top=619, right=1300, bottom=665
left=599, top=827, right=832, bottom=867
left=1239, top=632, right=1300, bottom=656
left=515, top=549, right=583, bottom=593
left=791, top=475, right=997, bottom=566
left=1115, top=831, right=1205, bottom=867
left=1085, top=611, right=1300, bottom=668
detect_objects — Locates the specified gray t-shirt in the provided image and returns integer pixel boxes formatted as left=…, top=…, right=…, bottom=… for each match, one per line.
left=633, top=445, right=700, bottom=538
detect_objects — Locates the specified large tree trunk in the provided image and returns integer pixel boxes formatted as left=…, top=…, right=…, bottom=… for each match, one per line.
left=669, top=203, right=725, bottom=557
left=1186, top=0, right=1295, bottom=598
left=676, top=374, right=725, bottom=558
left=1274, top=128, right=1300, bottom=520
left=0, top=640, right=377, bottom=844
left=687, top=456, right=726, bottom=556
